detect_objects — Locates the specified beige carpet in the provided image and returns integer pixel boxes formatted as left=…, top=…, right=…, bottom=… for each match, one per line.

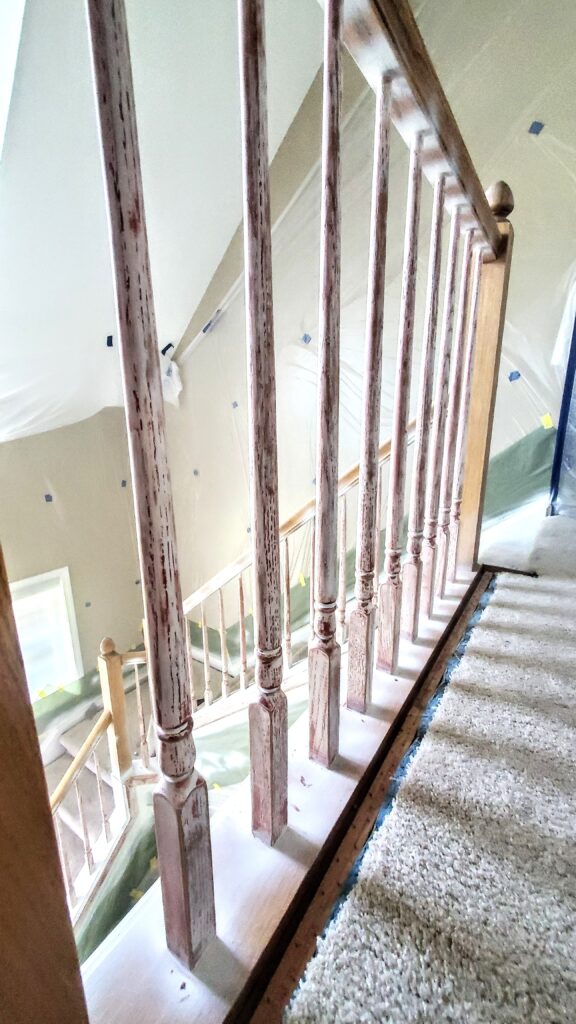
left=286, top=523, right=576, bottom=1023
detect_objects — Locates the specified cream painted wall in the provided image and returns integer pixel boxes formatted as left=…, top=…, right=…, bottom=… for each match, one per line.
left=0, top=408, right=143, bottom=672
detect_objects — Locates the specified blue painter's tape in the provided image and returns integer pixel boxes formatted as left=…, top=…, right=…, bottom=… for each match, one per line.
left=135, top=579, right=140, bottom=586
left=193, top=469, right=199, bottom=477
left=202, top=308, right=223, bottom=334
left=44, top=494, right=53, bottom=503
left=85, top=601, right=92, bottom=608
left=232, top=401, right=239, bottom=409
left=508, top=370, right=521, bottom=382
left=161, top=342, right=174, bottom=356
left=121, top=479, right=127, bottom=488
left=529, top=120, right=544, bottom=135
left=106, top=335, right=113, bottom=347
left=301, top=333, right=312, bottom=345
left=246, top=526, right=251, bottom=534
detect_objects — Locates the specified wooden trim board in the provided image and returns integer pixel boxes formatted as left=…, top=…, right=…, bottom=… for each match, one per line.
left=83, top=570, right=483, bottom=1024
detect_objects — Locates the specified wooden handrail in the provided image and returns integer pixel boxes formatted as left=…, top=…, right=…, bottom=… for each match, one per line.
left=49, top=709, right=112, bottom=814
left=340, top=0, right=501, bottom=256
left=183, top=421, right=416, bottom=616
left=121, top=651, right=147, bottom=667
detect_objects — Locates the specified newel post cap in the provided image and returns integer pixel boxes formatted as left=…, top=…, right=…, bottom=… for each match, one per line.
left=486, top=181, right=514, bottom=220
left=100, top=636, right=117, bottom=656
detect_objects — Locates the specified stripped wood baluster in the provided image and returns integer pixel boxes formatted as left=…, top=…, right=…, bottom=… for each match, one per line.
left=218, top=588, right=231, bottom=700
left=373, top=462, right=383, bottom=596
left=86, top=0, right=215, bottom=967
left=309, top=515, right=316, bottom=640
left=92, top=748, right=112, bottom=842
left=337, top=493, right=347, bottom=645
left=282, top=537, right=292, bottom=673
left=239, top=0, right=287, bottom=843
left=447, top=246, right=483, bottom=582
left=55, top=810, right=77, bottom=905
left=201, top=602, right=213, bottom=706
left=401, top=173, right=446, bottom=642
left=436, top=227, right=474, bottom=598
left=238, top=573, right=248, bottom=690
left=347, top=76, right=391, bottom=710
left=74, top=777, right=94, bottom=874
left=133, top=664, right=150, bottom=768
left=458, top=184, right=515, bottom=568
left=377, top=132, right=424, bottom=674
left=309, top=0, right=343, bottom=765
left=420, top=207, right=461, bottom=617
left=185, top=617, right=198, bottom=713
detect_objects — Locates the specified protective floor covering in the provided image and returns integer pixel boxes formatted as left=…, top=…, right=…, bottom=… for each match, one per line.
left=286, top=532, right=576, bottom=1022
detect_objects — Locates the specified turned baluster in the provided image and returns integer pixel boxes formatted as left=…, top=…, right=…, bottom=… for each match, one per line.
left=239, top=0, right=287, bottom=843
left=74, top=777, right=94, bottom=874
left=337, top=493, right=348, bottom=645
left=309, top=516, right=316, bottom=639
left=282, top=537, right=292, bottom=672
left=447, top=246, right=483, bottom=582
left=185, top=618, right=198, bottom=712
left=132, top=664, right=150, bottom=768
left=218, top=588, right=231, bottom=700
left=373, top=462, right=383, bottom=596
left=348, top=76, right=392, bottom=710
left=200, top=602, right=213, bottom=706
left=420, top=207, right=461, bottom=617
left=401, top=173, right=446, bottom=641
left=92, top=748, right=112, bottom=842
left=436, top=227, right=474, bottom=598
left=458, top=183, right=515, bottom=569
left=87, top=0, right=215, bottom=967
left=55, top=810, right=77, bottom=905
left=377, top=132, right=423, bottom=674
left=309, top=0, right=343, bottom=765
left=238, top=573, right=248, bottom=690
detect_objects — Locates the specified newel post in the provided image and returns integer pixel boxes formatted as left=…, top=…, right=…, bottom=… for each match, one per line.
left=238, top=0, right=288, bottom=844
left=309, top=0, right=343, bottom=765
left=86, top=0, right=215, bottom=969
left=458, top=183, right=515, bottom=569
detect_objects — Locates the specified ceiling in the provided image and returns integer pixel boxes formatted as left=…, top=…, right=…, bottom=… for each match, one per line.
left=0, top=0, right=324, bottom=441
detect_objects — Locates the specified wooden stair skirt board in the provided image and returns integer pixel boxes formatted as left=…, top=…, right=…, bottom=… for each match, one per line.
left=83, top=569, right=482, bottom=1024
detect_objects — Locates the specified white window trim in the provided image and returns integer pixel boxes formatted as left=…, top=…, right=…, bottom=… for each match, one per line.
left=10, top=566, right=84, bottom=691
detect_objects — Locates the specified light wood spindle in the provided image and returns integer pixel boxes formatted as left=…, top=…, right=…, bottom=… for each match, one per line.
left=185, top=619, right=198, bottom=713
left=282, top=537, right=292, bottom=672
left=238, top=573, right=248, bottom=690
left=74, top=777, right=95, bottom=874
left=377, top=132, right=424, bottom=674
left=86, top=0, right=215, bottom=967
left=447, top=246, right=483, bottom=582
left=458, top=183, right=515, bottom=569
left=55, top=810, right=77, bottom=906
left=93, top=749, right=112, bottom=842
left=200, top=602, right=213, bottom=706
left=435, top=227, right=474, bottom=598
left=420, top=207, right=461, bottom=618
left=309, top=0, right=343, bottom=766
left=133, top=664, right=150, bottom=768
left=348, top=76, right=392, bottom=711
left=239, top=0, right=287, bottom=843
left=401, top=173, right=446, bottom=641
left=218, top=588, right=231, bottom=700
left=337, top=493, right=348, bottom=645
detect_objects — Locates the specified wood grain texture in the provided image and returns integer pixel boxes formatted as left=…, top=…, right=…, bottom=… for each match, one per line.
left=337, top=493, right=348, bottom=644
left=238, top=0, right=287, bottom=842
left=282, top=537, right=293, bottom=672
left=309, top=0, right=343, bottom=767
left=377, top=132, right=423, bottom=674
left=401, top=173, right=446, bottom=643
left=347, top=76, right=391, bottom=714
left=98, top=639, right=131, bottom=780
left=459, top=212, right=514, bottom=569
left=86, top=0, right=215, bottom=967
left=420, top=207, right=461, bottom=618
left=435, top=228, right=474, bottom=599
left=0, top=546, right=89, bottom=1023
left=341, top=0, right=500, bottom=255
left=447, top=247, right=483, bottom=581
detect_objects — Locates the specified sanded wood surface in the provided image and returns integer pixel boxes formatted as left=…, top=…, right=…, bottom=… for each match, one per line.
left=340, top=0, right=500, bottom=254
left=86, top=0, right=215, bottom=967
left=401, top=173, right=445, bottom=641
left=378, top=132, right=423, bottom=674
left=348, top=76, right=391, bottom=713
left=238, top=0, right=287, bottom=842
left=309, top=0, right=343, bottom=768
left=420, top=208, right=461, bottom=618
left=0, top=546, right=89, bottom=1023
left=459, top=206, right=514, bottom=569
